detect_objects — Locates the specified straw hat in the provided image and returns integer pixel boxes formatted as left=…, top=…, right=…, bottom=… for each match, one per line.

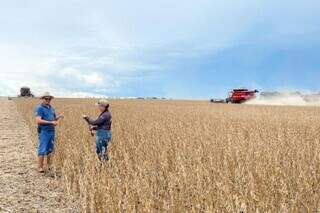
left=40, top=92, right=54, bottom=99
left=95, top=99, right=109, bottom=107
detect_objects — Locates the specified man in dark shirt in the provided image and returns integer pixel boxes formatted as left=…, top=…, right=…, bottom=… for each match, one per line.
left=83, top=99, right=112, bottom=160
left=84, top=110, right=112, bottom=131
left=35, top=92, right=63, bottom=173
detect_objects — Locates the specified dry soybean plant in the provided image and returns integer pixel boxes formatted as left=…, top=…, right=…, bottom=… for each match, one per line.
left=15, top=98, right=320, bottom=212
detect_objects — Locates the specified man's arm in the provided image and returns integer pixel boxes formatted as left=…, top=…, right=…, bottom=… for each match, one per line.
left=83, top=114, right=108, bottom=126
left=36, top=116, right=58, bottom=125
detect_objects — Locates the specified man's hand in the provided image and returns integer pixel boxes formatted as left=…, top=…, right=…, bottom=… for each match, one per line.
left=82, top=115, right=89, bottom=119
left=51, top=120, right=59, bottom=126
left=89, top=125, right=98, bottom=131
left=57, top=113, right=64, bottom=120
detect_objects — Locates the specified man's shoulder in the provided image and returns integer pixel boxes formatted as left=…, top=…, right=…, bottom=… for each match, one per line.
left=35, top=104, right=43, bottom=111
left=35, top=104, right=54, bottom=113
left=36, top=104, right=54, bottom=110
left=102, top=111, right=111, bottom=118
left=35, top=104, right=44, bottom=116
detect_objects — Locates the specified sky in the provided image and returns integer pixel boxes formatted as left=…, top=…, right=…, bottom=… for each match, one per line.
left=0, top=0, right=319, bottom=99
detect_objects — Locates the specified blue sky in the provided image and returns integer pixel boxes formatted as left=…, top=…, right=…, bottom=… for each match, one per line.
left=0, top=0, right=319, bottom=98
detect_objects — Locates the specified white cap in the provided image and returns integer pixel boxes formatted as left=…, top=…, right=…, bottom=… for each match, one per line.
left=95, top=99, right=109, bottom=107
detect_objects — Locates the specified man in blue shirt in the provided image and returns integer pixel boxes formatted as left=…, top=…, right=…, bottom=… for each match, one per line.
left=35, top=92, right=63, bottom=173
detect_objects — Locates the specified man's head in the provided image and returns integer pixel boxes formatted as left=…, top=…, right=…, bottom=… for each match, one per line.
left=95, top=99, right=109, bottom=112
left=40, top=92, right=54, bottom=105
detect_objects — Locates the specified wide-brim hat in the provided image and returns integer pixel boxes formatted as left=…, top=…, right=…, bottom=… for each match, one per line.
left=40, top=92, right=54, bottom=99
left=95, top=99, right=109, bottom=107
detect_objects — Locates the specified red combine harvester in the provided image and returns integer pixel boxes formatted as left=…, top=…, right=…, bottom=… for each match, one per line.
left=211, top=88, right=259, bottom=104
left=226, top=88, right=259, bottom=103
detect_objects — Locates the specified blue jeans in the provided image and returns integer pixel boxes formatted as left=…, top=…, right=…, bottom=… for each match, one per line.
left=96, top=130, right=112, bottom=160
left=38, top=130, right=55, bottom=156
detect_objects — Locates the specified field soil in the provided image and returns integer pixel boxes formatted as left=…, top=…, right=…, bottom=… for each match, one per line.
left=0, top=98, right=77, bottom=212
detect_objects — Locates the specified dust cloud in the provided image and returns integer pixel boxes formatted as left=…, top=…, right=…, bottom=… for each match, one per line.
left=246, top=92, right=320, bottom=106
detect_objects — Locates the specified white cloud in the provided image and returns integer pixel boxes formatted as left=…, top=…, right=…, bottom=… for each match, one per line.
left=56, top=68, right=102, bottom=85
left=0, top=44, right=107, bottom=96
left=82, top=72, right=103, bottom=85
left=0, top=44, right=55, bottom=96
